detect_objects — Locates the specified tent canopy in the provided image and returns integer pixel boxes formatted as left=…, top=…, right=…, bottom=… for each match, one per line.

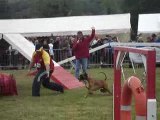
left=138, top=13, right=160, bottom=33
left=0, top=13, right=131, bottom=36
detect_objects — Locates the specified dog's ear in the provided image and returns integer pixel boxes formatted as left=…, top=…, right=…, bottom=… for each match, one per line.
left=78, top=74, right=83, bottom=80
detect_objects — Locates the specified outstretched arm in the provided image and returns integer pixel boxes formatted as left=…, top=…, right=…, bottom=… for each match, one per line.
left=28, top=60, right=34, bottom=70
left=28, top=53, right=35, bottom=73
left=88, top=27, right=95, bottom=43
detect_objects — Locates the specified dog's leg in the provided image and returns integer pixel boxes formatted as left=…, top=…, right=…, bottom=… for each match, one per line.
left=84, top=81, right=93, bottom=98
left=84, top=91, right=91, bottom=98
left=85, top=86, right=100, bottom=98
left=107, top=89, right=112, bottom=95
left=84, top=88, right=93, bottom=98
left=85, top=83, right=89, bottom=89
left=84, top=92, right=89, bottom=98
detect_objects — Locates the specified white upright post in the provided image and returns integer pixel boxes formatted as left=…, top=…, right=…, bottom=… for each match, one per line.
left=147, top=99, right=157, bottom=120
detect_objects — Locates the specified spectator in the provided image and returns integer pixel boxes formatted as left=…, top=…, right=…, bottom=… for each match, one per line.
left=151, top=34, right=157, bottom=42
left=112, top=36, right=120, bottom=42
left=53, top=37, right=61, bottom=62
left=146, top=36, right=152, bottom=42
left=28, top=45, right=64, bottom=96
left=89, top=36, right=99, bottom=66
left=90, top=36, right=99, bottom=48
left=69, top=36, right=75, bottom=56
left=100, top=35, right=113, bottom=66
left=48, top=39, right=54, bottom=59
left=106, top=35, right=114, bottom=67
left=72, top=27, right=95, bottom=79
left=13, top=49, right=19, bottom=66
left=155, top=36, right=160, bottom=43
left=61, top=36, right=70, bottom=60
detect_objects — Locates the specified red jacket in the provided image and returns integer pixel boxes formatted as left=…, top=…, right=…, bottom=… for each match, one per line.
left=72, top=29, right=95, bottom=59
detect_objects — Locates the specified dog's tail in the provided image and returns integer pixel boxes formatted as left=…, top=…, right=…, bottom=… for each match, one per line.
left=99, top=72, right=107, bottom=81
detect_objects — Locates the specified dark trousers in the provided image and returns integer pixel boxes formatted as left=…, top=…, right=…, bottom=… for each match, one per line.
left=32, top=69, right=64, bottom=96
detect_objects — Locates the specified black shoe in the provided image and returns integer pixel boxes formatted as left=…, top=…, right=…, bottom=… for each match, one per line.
left=59, top=88, right=64, bottom=93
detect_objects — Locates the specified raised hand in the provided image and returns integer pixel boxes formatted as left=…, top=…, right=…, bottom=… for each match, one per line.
left=91, top=26, right=95, bottom=30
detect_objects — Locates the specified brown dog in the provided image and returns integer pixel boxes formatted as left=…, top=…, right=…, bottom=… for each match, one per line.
left=79, top=72, right=112, bottom=98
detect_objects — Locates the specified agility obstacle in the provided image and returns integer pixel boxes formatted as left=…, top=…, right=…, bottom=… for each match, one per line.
left=51, top=65, right=84, bottom=89
left=4, top=34, right=84, bottom=90
left=121, top=76, right=146, bottom=120
left=0, top=73, right=18, bottom=96
left=114, top=46, right=157, bottom=120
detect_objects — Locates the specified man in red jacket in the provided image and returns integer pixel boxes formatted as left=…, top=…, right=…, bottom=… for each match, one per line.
left=72, top=27, right=95, bottom=79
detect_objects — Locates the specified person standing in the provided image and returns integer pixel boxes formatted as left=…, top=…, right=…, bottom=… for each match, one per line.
left=48, top=40, right=54, bottom=59
left=72, top=27, right=95, bottom=79
left=28, top=46, right=64, bottom=96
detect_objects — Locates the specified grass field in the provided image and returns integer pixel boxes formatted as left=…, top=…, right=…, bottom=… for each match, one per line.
left=0, top=68, right=160, bottom=120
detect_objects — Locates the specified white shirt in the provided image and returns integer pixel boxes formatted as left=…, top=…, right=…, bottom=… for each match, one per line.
left=48, top=43, right=54, bottom=56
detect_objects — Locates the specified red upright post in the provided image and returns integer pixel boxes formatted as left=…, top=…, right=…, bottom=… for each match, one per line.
left=114, top=49, right=121, bottom=120
left=113, top=46, right=156, bottom=120
left=146, top=51, right=156, bottom=99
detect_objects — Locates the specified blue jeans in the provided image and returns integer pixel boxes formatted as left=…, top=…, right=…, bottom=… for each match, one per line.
left=75, top=58, right=88, bottom=79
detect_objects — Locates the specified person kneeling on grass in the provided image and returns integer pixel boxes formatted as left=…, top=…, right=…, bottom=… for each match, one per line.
left=28, top=45, right=64, bottom=96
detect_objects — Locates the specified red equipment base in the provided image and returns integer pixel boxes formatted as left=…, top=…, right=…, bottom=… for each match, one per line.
left=51, top=66, right=84, bottom=89
left=28, top=66, right=84, bottom=89
left=0, top=73, right=18, bottom=96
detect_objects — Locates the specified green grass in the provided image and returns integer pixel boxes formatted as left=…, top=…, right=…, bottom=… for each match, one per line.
left=0, top=68, right=160, bottom=120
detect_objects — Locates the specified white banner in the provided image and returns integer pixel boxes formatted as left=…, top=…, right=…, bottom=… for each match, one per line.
left=129, top=47, right=160, bottom=63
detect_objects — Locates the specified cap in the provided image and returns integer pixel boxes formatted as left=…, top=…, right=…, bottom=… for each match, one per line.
left=152, top=34, right=157, bottom=38
left=77, top=31, right=83, bottom=34
left=35, top=44, right=43, bottom=51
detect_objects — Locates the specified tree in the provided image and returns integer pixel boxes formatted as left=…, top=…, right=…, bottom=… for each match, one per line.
left=122, top=0, right=142, bottom=41
left=0, top=0, right=10, bottom=19
left=8, top=0, right=30, bottom=18
left=122, top=0, right=160, bottom=41
left=30, top=0, right=75, bottom=17
left=141, top=0, right=160, bottom=13
left=101, top=0, right=123, bottom=14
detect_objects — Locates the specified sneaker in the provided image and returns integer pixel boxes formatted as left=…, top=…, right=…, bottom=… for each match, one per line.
left=59, top=88, right=64, bottom=93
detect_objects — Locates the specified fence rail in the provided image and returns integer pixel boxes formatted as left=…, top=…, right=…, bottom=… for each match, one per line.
left=0, top=48, right=131, bottom=70
left=0, top=49, right=29, bottom=69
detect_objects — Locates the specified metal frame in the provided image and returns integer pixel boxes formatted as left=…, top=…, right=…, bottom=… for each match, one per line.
left=114, top=46, right=156, bottom=120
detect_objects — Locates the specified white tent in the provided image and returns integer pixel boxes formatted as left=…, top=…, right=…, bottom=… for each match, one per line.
left=0, top=13, right=131, bottom=62
left=3, top=34, right=35, bottom=61
left=0, top=13, right=131, bottom=36
left=0, top=34, right=2, bottom=39
left=138, top=13, right=160, bottom=33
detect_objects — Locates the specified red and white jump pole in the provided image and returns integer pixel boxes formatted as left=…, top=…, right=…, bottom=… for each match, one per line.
left=113, top=46, right=157, bottom=120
